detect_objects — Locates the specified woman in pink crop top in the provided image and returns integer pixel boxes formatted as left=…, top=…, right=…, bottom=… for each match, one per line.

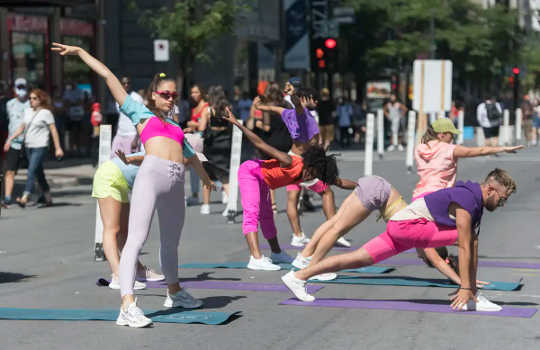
left=221, top=107, right=340, bottom=271
left=52, top=42, right=215, bottom=329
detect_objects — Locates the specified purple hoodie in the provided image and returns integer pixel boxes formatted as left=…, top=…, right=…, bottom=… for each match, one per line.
left=424, top=180, right=484, bottom=233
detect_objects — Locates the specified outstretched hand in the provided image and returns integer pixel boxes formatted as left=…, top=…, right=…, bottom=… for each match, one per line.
left=222, top=107, right=239, bottom=125
left=504, top=145, right=525, bottom=153
left=51, top=42, right=81, bottom=56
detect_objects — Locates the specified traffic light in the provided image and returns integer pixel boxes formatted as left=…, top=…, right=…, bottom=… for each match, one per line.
left=512, top=66, right=520, bottom=110
left=312, top=38, right=338, bottom=71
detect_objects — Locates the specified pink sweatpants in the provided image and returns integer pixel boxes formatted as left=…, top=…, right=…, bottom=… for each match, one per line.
left=238, top=160, right=277, bottom=239
left=363, top=219, right=458, bottom=263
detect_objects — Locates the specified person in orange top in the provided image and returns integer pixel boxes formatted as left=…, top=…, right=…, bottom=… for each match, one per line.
left=222, top=107, right=340, bottom=271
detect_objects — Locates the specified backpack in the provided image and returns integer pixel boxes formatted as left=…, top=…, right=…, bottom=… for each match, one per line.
left=485, top=102, right=502, bottom=123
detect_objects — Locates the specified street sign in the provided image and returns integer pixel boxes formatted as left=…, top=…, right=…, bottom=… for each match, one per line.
left=154, top=39, right=170, bottom=62
left=413, top=60, right=452, bottom=112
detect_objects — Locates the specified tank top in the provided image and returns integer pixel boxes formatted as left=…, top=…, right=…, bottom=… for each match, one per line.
left=260, top=155, right=303, bottom=189
left=191, top=102, right=208, bottom=122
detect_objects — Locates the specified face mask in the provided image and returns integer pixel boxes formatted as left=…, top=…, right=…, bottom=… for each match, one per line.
left=15, top=88, right=27, bottom=98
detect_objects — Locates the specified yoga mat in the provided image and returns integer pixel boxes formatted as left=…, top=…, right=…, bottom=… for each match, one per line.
left=179, top=262, right=392, bottom=274
left=279, top=298, right=537, bottom=318
left=381, top=257, right=540, bottom=270
left=261, top=244, right=357, bottom=251
left=0, top=307, right=240, bottom=324
left=308, top=276, right=522, bottom=291
left=97, top=279, right=324, bottom=294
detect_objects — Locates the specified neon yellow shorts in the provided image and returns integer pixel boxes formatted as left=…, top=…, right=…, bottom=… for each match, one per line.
left=91, top=161, right=130, bottom=203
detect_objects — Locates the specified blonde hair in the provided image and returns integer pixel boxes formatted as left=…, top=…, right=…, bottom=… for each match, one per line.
left=484, top=168, right=517, bottom=194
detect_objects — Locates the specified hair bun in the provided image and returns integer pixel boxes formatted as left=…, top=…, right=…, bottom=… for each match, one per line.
left=159, top=73, right=166, bottom=78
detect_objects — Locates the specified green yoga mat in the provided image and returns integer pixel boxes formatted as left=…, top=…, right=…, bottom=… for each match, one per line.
left=309, top=276, right=522, bottom=291
left=179, top=262, right=392, bottom=274
left=0, top=308, right=240, bottom=325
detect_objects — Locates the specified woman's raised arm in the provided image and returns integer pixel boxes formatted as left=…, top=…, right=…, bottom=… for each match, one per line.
left=51, top=43, right=127, bottom=106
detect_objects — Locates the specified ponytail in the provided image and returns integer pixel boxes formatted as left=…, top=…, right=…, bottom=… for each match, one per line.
left=421, top=126, right=439, bottom=144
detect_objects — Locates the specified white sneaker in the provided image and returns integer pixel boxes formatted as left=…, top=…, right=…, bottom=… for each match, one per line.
left=222, top=191, right=228, bottom=204
left=200, top=204, right=210, bottom=215
left=136, top=266, right=165, bottom=282
left=397, top=144, right=404, bottom=151
left=336, top=236, right=351, bottom=247
left=292, top=253, right=310, bottom=269
left=308, top=272, right=338, bottom=281
left=387, top=145, right=395, bottom=152
left=186, top=196, right=199, bottom=206
left=116, top=299, right=152, bottom=328
left=109, top=275, right=146, bottom=290
left=281, top=271, right=315, bottom=302
left=291, top=232, right=310, bottom=247
left=164, top=288, right=203, bottom=309
left=271, top=251, right=294, bottom=263
left=247, top=255, right=281, bottom=271
left=222, top=208, right=229, bottom=217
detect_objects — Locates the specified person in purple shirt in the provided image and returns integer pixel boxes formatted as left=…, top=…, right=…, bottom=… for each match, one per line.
left=282, top=168, right=516, bottom=311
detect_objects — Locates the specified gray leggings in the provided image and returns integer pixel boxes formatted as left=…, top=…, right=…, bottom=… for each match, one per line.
left=119, top=155, right=186, bottom=296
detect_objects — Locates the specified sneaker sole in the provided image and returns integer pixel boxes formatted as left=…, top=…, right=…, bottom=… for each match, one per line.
left=163, top=301, right=203, bottom=309
left=281, top=275, right=315, bottom=302
left=246, top=264, right=281, bottom=271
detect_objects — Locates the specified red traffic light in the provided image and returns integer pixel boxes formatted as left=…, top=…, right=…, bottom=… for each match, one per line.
left=324, top=38, right=337, bottom=49
left=318, top=59, right=326, bottom=68
left=315, top=48, right=324, bottom=59
left=512, top=67, right=520, bottom=75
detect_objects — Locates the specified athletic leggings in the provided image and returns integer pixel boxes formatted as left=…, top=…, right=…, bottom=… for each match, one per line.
left=363, top=219, right=458, bottom=263
left=238, top=160, right=277, bottom=239
left=119, top=155, right=186, bottom=296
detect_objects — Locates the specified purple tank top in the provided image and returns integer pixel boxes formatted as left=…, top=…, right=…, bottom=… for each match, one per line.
left=424, top=181, right=484, bottom=234
left=281, top=108, right=320, bottom=143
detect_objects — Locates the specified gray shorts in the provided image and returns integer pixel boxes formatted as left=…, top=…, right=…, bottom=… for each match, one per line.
left=354, top=175, right=392, bottom=211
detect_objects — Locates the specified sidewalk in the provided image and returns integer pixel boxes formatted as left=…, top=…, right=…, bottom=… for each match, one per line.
left=13, top=158, right=95, bottom=189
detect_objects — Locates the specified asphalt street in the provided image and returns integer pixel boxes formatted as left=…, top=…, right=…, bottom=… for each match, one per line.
left=0, top=147, right=539, bottom=350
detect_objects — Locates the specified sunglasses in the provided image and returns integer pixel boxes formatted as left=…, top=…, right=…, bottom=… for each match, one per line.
left=493, top=187, right=508, bottom=207
left=16, top=85, right=26, bottom=89
left=155, top=90, right=178, bottom=100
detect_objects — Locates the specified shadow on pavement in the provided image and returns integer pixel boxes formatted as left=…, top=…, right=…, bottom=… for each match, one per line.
left=198, top=295, right=246, bottom=310
left=0, top=272, right=36, bottom=284
left=179, top=272, right=242, bottom=282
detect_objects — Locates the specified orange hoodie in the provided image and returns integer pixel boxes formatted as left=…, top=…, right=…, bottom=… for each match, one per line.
left=412, top=140, right=457, bottom=198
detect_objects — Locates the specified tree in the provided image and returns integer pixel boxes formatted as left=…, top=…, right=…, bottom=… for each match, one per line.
left=344, top=0, right=524, bottom=100
left=130, top=0, right=252, bottom=94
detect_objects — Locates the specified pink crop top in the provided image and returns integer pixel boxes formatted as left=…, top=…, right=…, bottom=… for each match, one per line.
left=140, top=116, right=185, bottom=146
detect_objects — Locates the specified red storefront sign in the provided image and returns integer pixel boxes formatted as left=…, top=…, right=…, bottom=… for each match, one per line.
left=60, top=18, right=94, bottom=37
left=7, top=14, right=48, bottom=33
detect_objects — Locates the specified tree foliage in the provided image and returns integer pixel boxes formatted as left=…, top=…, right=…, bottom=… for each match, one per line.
left=344, top=0, right=524, bottom=96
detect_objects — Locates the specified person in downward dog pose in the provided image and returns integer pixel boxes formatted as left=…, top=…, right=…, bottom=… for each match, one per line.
left=282, top=168, right=516, bottom=311
left=253, top=92, right=356, bottom=248
left=52, top=43, right=215, bottom=328
left=291, top=176, right=406, bottom=280
left=413, top=118, right=523, bottom=278
left=221, top=107, right=340, bottom=271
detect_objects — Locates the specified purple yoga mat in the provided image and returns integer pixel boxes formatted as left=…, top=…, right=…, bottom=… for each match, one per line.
left=381, top=257, right=540, bottom=270
left=145, top=280, right=324, bottom=294
left=280, top=298, right=537, bottom=318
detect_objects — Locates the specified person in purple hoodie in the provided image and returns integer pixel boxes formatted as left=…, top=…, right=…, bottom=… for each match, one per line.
left=282, top=168, right=516, bottom=310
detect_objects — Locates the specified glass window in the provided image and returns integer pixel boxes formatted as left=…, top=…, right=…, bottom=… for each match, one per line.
left=62, top=36, right=93, bottom=95
left=11, top=32, right=45, bottom=87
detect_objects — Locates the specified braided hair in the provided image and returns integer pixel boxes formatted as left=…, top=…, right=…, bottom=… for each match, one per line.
left=301, top=146, right=338, bottom=185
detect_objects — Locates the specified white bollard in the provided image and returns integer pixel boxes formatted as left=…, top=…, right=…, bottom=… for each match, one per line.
left=438, top=111, right=446, bottom=119
left=476, top=127, right=485, bottom=146
left=94, top=125, right=112, bottom=261
left=515, top=108, right=522, bottom=143
left=364, top=113, right=375, bottom=176
left=429, top=112, right=436, bottom=125
left=377, top=109, right=384, bottom=159
left=406, top=111, right=416, bottom=172
left=457, top=110, right=464, bottom=145
left=225, top=120, right=243, bottom=223
left=499, top=109, right=510, bottom=145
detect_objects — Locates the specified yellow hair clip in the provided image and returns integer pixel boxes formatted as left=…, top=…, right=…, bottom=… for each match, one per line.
left=159, top=73, right=166, bottom=78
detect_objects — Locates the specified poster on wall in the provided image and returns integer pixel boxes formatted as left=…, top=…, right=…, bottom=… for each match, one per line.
left=365, top=81, right=391, bottom=111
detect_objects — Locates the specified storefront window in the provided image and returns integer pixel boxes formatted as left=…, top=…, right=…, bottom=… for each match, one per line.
left=62, top=36, right=93, bottom=96
left=11, top=32, right=46, bottom=88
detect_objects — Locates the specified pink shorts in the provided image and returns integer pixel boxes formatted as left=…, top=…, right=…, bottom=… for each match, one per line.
left=286, top=179, right=328, bottom=193
left=362, top=219, right=458, bottom=263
